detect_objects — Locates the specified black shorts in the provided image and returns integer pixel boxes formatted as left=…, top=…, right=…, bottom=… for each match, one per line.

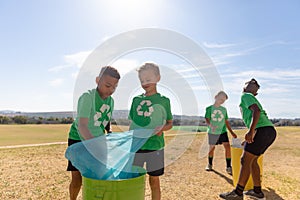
left=66, top=138, right=82, bottom=171
left=208, top=132, right=229, bottom=145
left=244, top=126, right=277, bottom=156
left=133, top=149, right=164, bottom=176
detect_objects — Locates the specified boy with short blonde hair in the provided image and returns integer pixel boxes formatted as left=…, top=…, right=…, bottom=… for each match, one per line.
left=129, top=62, right=173, bottom=200
left=205, top=91, right=237, bottom=174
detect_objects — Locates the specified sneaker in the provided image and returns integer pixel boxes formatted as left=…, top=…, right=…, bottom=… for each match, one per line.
left=244, top=190, right=266, bottom=200
left=219, top=190, right=243, bottom=200
left=205, top=164, right=212, bottom=171
left=226, top=166, right=232, bottom=175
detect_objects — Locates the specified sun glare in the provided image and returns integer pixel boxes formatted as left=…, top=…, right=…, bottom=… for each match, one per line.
left=101, top=0, right=164, bottom=25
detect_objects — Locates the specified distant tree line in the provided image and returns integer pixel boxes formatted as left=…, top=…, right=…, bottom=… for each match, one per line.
left=0, top=115, right=74, bottom=124
left=1, top=115, right=299, bottom=126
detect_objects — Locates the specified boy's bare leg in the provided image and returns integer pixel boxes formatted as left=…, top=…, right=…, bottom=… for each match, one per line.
left=149, top=176, right=161, bottom=200
left=250, top=156, right=261, bottom=186
left=69, top=171, right=82, bottom=200
left=223, top=142, right=231, bottom=158
left=237, top=151, right=255, bottom=187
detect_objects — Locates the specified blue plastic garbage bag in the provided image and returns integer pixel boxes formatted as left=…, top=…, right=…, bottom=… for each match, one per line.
left=65, top=129, right=153, bottom=180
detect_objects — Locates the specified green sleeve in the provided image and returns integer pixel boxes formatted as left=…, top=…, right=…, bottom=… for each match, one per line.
left=128, top=97, right=136, bottom=120
left=77, top=93, right=92, bottom=118
left=243, top=93, right=257, bottom=109
left=165, top=98, right=173, bottom=120
left=205, top=106, right=211, bottom=119
left=111, top=97, right=114, bottom=113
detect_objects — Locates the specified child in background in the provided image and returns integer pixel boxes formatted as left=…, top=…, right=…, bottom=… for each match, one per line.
left=128, top=62, right=173, bottom=200
left=66, top=66, right=120, bottom=200
left=205, top=91, right=237, bottom=174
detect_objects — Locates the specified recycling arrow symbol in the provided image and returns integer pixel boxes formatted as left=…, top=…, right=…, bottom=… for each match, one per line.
left=94, top=104, right=111, bottom=127
left=136, top=100, right=154, bottom=117
left=211, top=109, right=224, bottom=122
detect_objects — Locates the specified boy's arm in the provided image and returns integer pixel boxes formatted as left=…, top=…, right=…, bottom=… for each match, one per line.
left=225, top=120, right=237, bottom=138
left=155, top=120, right=173, bottom=136
left=205, top=118, right=211, bottom=126
left=205, top=118, right=217, bottom=133
left=78, top=118, right=94, bottom=140
left=245, top=103, right=260, bottom=143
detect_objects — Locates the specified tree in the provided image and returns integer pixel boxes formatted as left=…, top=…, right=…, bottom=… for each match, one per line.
left=12, top=116, right=28, bottom=124
left=0, top=116, right=10, bottom=124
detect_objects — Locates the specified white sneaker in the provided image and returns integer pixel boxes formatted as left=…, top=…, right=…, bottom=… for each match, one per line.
left=205, top=164, right=212, bottom=171
left=226, top=166, right=232, bottom=175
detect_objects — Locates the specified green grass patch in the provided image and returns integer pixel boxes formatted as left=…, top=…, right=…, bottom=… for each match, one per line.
left=172, top=125, right=207, bottom=132
left=0, top=124, right=70, bottom=146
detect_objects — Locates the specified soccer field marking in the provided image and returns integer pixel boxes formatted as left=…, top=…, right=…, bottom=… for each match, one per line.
left=0, top=142, right=67, bottom=149
left=0, top=132, right=201, bottom=149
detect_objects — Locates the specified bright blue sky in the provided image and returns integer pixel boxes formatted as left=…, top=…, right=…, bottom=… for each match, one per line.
left=1, top=0, right=300, bottom=118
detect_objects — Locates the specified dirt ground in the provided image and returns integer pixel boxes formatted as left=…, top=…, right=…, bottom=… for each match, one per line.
left=0, top=130, right=299, bottom=200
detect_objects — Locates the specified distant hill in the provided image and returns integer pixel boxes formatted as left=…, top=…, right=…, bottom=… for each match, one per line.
left=0, top=111, right=75, bottom=118
left=0, top=110, right=130, bottom=119
left=0, top=110, right=299, bottom=126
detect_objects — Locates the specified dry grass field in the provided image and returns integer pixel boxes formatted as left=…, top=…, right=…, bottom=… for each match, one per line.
left=0, top=125, right=299, bottom=199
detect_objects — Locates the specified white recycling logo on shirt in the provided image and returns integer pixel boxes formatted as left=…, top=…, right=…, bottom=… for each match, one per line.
left=136, top=100, right=154, bottom=117
left=94, top=104, right=111, bottom=127
left=211, top=109, right=224, bottom=122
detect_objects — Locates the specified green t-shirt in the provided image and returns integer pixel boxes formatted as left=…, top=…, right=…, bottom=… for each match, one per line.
left=129, top=93, right=173, bottom=150
left=68, top=88, right=114, bottom=140
left=205, top=105, right=228, bottom=134
left=239, top=92, right=273, bottom=129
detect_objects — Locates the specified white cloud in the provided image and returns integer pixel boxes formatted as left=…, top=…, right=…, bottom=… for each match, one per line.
left=219, top=68, right=300, bottom=101
left=205, top=40, right=291, bottom=67
left=48, top=50, right=92, bottom=72
left=49, top=78, right=64, bottom=87
left=222, top=68, right=300, bottom=81
left=64, top=51, right=92, bottom=69
left=203, top=42, right=238, bottom=49
left=48, top=64, right=72, bottom=72
left=210, top=51, right=250, bottom=67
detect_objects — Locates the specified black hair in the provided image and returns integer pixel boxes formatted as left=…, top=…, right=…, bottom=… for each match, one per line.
left=245, top=78, right=260, bottom=89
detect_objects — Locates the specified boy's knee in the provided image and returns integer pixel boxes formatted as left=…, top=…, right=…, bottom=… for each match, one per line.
left=149, top=176, right=160, bottom=187
left=71, top=179, right=82, bottom=188
left=240, top=157, right=244, bottom=166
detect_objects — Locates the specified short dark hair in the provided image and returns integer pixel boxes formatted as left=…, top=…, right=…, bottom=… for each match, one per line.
left=99, top=66, right=120, bottom=80
left=245, top=78, right=260, bottom=89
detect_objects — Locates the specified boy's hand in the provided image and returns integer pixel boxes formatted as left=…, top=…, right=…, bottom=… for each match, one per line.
left=210, top=125, right=218, bottom=133
left=231, top=132, right=237, bottom=138
left=154, top=126, right=164, bottom=136
left=245, top=130, right=255, bottom=143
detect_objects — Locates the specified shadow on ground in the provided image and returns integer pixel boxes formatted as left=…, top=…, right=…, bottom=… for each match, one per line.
left=264, top=187, right=284, bottom=200
left=211, top=171, right=285, bottom=199
left=212, top=169, right=233, bottom=186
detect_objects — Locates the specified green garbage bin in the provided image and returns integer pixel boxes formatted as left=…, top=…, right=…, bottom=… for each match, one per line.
left=82, top=166, right=146, bottom=200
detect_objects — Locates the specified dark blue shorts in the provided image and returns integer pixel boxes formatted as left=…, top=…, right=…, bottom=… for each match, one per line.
left=66, top=138, right=81, bottom=171
left=133, top=149, right=164, bottom=176
left=208, top=132, right=229, bottom=145
left=244, top=126, right=277, bottom=156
